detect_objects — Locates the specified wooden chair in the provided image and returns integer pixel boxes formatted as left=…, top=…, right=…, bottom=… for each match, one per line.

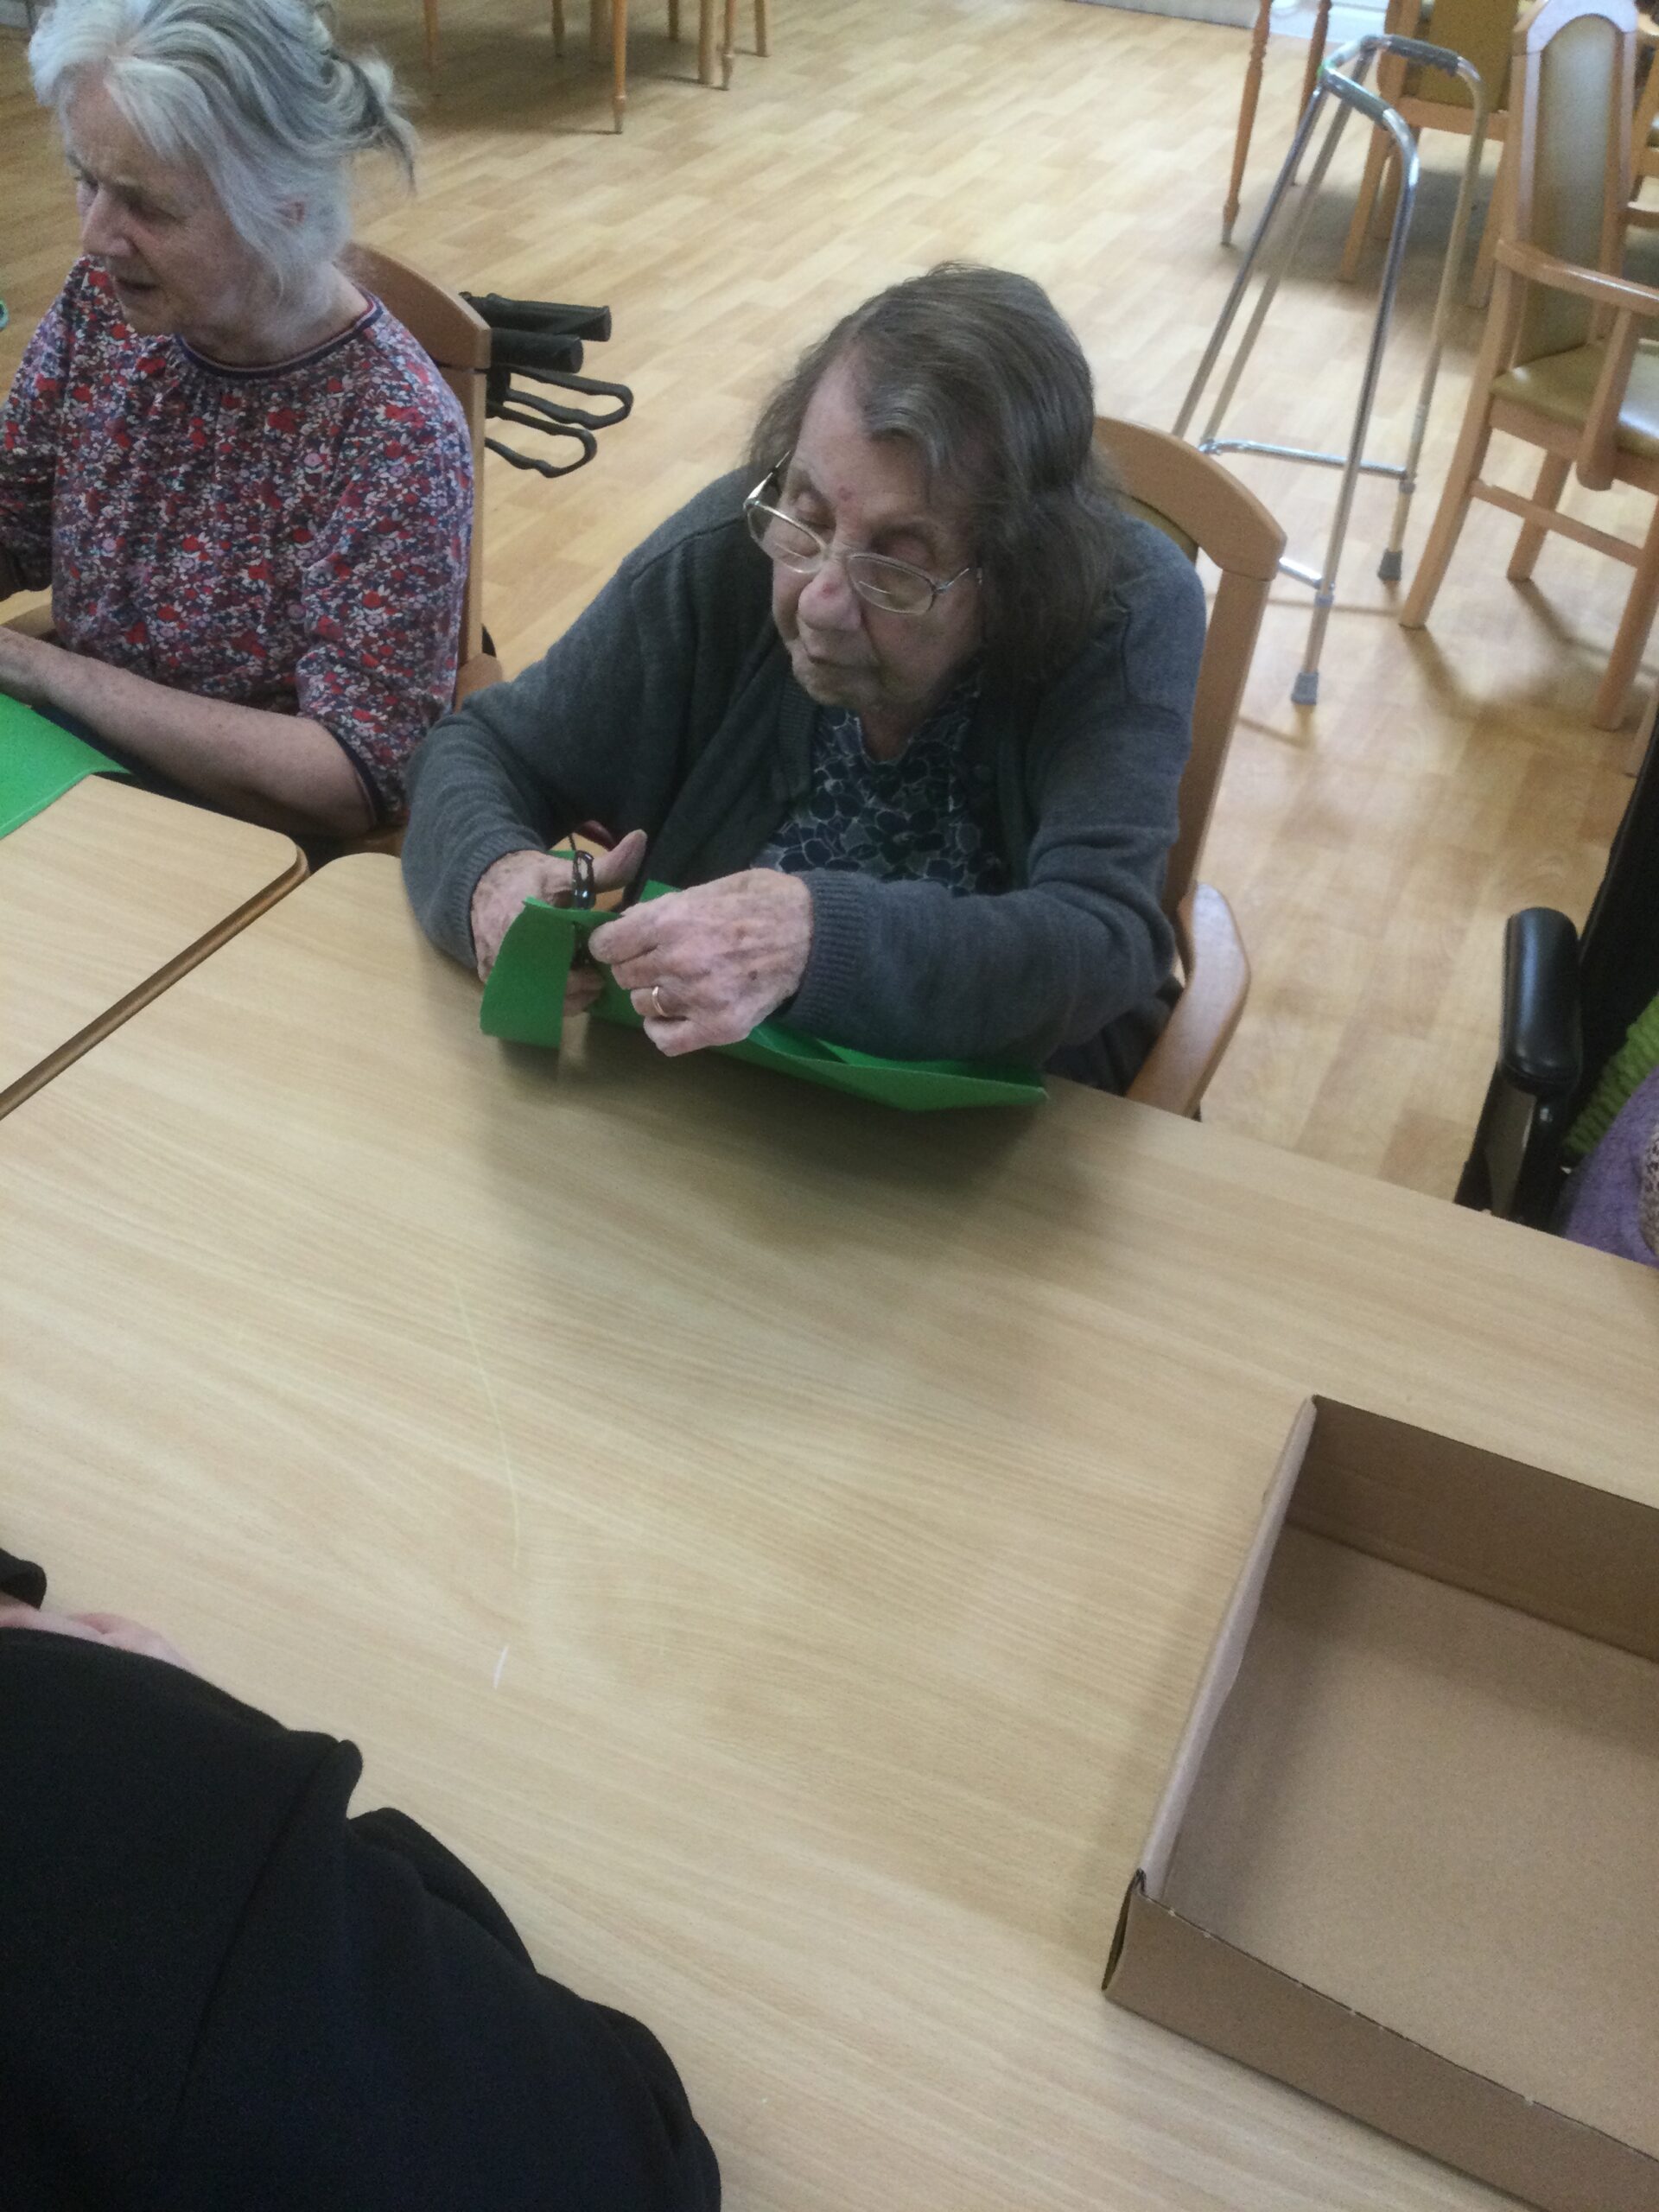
left=1399, top=0, right=1659, bottom=731
left=1094, top=418, right=1287, bottom=1119
left=344, top=245, right=499, bottom=710
left=1339, top=0, right=1522, bottom=291
left=556, top=0, right=769, bottom=131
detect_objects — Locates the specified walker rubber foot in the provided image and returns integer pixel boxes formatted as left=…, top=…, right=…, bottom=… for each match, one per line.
left=1291, top=670, right=1319, bottom=707
left=1377, top=548, right=1403, bottom=583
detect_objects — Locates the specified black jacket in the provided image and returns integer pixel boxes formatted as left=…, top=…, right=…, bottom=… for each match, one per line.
left=0, top=1550, right=720, bottom=2212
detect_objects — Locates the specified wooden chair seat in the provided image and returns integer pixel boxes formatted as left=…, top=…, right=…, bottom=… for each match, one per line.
left=1492, top=335, right=1659, bottom=454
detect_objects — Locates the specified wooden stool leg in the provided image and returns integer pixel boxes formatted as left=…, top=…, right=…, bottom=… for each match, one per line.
left=423, top=0, right=439, bottom=72
left=722, top=0, right=737, bottom=84
left=698, top=0, right=715, bottom=84
left=552, top=0, right=566, bottom=57
left=1224, top=0, right=1274, bottom=247
left=1299, top=0, right=1332, bottom=115
left=613, top=0, right=627, bottom=130
left=668, top=0, right=680, bottom=39
left=1593, top=500, right=1659, bottom=729
left=1506, top=453, right=1568, bottom=582
left=755, top=0, right=769, bottom=55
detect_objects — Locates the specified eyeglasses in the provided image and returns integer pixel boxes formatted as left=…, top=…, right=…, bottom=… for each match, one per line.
left=743, top=464, right=977, bottom=618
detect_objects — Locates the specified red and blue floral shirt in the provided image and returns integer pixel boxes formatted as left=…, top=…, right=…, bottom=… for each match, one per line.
left=0, top=258, right=474, bottom=821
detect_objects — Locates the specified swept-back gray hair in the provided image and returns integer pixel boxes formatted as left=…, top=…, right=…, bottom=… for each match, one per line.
left=747, top=264, right=1128, bottom=686
left=29, top=0, right=416, bottom=291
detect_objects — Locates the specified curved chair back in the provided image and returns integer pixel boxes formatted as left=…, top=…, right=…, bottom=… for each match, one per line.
left=1095, top=418, right=1284, bottom=920
left=344, top=243, right=493, bottom=685
left=1508, top=0, right=1636, bottom=364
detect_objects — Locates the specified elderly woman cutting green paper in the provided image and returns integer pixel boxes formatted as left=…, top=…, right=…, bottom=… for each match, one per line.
left=404, top=264, right=1205, bottom=1090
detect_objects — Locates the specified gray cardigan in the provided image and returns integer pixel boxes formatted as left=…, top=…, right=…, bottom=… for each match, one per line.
left=402, top=473, right=1205, bottom=1088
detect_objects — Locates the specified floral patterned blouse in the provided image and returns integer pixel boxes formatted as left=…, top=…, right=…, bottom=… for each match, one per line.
left=0, top=258, right=474, bottom=822
left=755, top=670, right=1009, bottom=893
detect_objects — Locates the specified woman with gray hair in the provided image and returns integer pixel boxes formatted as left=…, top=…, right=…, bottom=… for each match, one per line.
left=403, top=264, right=1205, bottom=1089
left=0, top=0, right=473, bottom=837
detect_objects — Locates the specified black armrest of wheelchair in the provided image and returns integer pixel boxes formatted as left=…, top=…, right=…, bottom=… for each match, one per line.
left=1499, top=907, right=1583, bottom=1098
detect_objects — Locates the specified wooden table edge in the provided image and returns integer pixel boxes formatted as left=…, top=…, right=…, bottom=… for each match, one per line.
left=0, top=843, right=309, bottom=1122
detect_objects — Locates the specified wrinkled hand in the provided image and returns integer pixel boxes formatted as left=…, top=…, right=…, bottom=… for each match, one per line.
left=0, top=1599, right=195, bottom=1672
left=469, top=829, right=648, bottom=995
left=0, top=623, right=66, bottom=710
left=589, top=868, right=813, bottom=1056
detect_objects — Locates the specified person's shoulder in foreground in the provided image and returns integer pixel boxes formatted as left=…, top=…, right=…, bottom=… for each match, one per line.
left=0, top=1565, right=719, bottom=2212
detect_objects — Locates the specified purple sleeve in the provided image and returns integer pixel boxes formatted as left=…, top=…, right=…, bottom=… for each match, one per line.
left=295, top=392, right=474, bottom=822
left=0, top=291, right=73, bottom=592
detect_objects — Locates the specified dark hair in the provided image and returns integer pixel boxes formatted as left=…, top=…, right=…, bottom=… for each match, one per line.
left=745, top=263, right=1126, bottom=684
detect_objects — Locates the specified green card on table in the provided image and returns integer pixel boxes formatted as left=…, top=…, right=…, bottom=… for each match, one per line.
left=479, top=886, right=1046, bottom=1112
left=0, top=695, right=128, bottom=839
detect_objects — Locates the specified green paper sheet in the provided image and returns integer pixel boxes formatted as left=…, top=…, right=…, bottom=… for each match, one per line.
left=479, top=887, right=1046, bottom=1111
left=0, top=696, right=128, bottom=838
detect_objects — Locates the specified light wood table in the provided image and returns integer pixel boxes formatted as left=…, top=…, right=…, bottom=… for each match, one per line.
left=0, top=775, right=305, bottom=1118
left=6, top=855, right=1657, bottom=2212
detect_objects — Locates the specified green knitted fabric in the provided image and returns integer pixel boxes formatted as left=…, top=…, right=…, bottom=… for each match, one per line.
left=1566, top=990, right=1659, bottom=1158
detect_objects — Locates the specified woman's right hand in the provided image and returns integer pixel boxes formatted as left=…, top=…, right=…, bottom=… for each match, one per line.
left=468, top=829, right=648, bottom=989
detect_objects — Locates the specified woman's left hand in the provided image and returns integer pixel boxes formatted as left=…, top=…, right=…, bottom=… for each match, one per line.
left=0, top=625, right=64, bottom=710
left=589, top=869, right=814, bottom=1056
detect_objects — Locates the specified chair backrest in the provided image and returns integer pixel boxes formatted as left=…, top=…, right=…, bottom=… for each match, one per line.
left=1095, top=418, right=1285, bottom=921
left=343, top=243, right=493, bottom=676
left=1402, top=0, right=1522, bottom=115
left=1506, top=0, right=1636, bottom=364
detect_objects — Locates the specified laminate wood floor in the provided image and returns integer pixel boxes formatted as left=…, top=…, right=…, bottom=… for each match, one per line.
left=2, top=0, right=1646, bottom=1196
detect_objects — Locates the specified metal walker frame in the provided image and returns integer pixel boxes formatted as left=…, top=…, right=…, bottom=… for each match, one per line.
left=1174, top=35, right=1490, bottom=706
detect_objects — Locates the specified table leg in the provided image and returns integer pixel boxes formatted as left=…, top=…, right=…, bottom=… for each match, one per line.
left=613, top=0, right=627, bottom=130
left=669, top=0, right=680, bottom=38
left=722, top=0, right=737, bottom=84
left=1224, top=0, right=1274, bottom=245
left=423, top=0, right=440, bottom=72
left=755, top=0, right=769, bottom=54
left=698, top=0, right=715, bottom=84
left=552, top=0, right=566, bottom=57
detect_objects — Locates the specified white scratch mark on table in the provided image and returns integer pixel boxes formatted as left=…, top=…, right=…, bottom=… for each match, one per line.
left=453, top=1276, right=523, bottom=1572
left=493, top=1643, right=510, bottom=1690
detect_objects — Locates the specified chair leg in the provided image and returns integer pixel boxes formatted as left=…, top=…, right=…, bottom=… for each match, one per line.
left=612, top=0, right=627, bottom=130
left=1400, top=401, right=1494, bottom=627
left=1224, top=0, right=1274, bottom=247
left=1374, top=130, right=1409, bottom=238
left=698, top=0, right=715, bottom=84
left=1506, top=453, right=1569, bottom=582
left=1593, top=499, right=1659, bottom=729
left=721, top=0, right=737, bottom=85
left=667, top=0, right=679, bottom=38
left=1340, top=128, right=1392, bottom=282
left=423, top=0, right=440, bottom=72
left=755, top=0, right=769, bottom=54
left=552, top=0, right=566, bottom=56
